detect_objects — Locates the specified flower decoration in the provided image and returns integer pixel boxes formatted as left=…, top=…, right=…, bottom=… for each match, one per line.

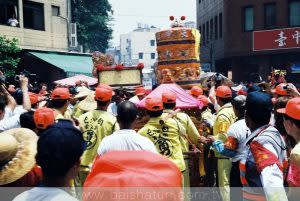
left=137, top=63, right=144, bottom=69
left=169, top=16, right=175, bottom=21
left=180, top=16, right=186, bottom=21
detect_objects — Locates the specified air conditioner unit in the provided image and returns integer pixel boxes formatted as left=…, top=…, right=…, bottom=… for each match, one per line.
left=70, top=23, right=78, bottom=47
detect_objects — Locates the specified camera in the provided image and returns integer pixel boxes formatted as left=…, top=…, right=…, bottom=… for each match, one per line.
left=15, top=70, right=37, bottom=81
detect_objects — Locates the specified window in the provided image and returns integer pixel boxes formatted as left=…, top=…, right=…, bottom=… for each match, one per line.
left=264, top=3, right=276, bottom=29
left=150, top=40, right=155, bottom=46
left=244, top=6, right=254, bottom=31
left=219, top=13, right=223, bottom=38
left=0, top=0, right=19, bottom=26
left=210, top=19, right=213, bottom=40
left=52, top=5, right=60, bottom=16
left=139, top=53, right=144, bottom=59
left=206, top=21, right=209, bottom=43
left=23, top=1, right=45, bottom=30
left=151, top=53, right=155, bottom=59
left=214, top=16, right=218, bottom=40
left=289, top=0, right=300, bottom=27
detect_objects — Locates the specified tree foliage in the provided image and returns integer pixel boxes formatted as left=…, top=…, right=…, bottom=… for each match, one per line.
left=71, top=0, right=113, bottom=52
left=0, top=36, right=21, bottom=77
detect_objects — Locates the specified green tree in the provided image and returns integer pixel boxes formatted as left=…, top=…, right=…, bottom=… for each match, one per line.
left=0, top=36, right=21, bottom=77
left=71, top=0, right=113, bottom=52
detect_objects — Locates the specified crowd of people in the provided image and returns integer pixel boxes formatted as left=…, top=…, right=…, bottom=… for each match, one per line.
left=0, top=71, right=300, bottom=201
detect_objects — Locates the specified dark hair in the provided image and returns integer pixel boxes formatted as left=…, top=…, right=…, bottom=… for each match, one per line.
left=147, top=110, right=163, bottom=117
left=284, top=115, right=300, bottom=130
left=274, top=97, right=291, bottom=136
left=117, top=101, right=138, bottom=128
left=163, top=103, right=176, bottom=110
left=218, top=97, right=232, bottom=105
left=36, top=121, right=85, bottom=177
left=0, top=96, right=6, bottom=112
left=96, top=100, right=110, bottom=108
left=48, top=99, right=69, bottom=109
left=20, top=111, right=36, bottom=130
left=246, top=91, right=272, bottom=126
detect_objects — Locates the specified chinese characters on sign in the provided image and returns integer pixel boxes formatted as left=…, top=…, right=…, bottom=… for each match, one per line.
left=274, top=31, right=287, bottom=47
left=253, top=27, right=300, bottom=51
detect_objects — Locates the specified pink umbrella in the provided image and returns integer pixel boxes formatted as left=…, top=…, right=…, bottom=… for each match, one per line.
left=54, top=74, right=98, bottom=86
left=137, top=83, right=203, bottom=109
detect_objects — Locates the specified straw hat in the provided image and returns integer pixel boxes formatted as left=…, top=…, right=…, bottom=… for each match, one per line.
left=75, top=87, right=92, bottom=99
left=0, top=128, right=38, bottom=185
left=77, top=93, right=97, bottom=112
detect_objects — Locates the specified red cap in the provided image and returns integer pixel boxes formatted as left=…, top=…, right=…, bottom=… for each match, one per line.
left=197, top=95, right=209, bottom=107
left=34, top=108, right=55, bottom=129
left=135, top=87, right=146, bottom=96
left=190, top=86, right=203, bottom=97
left=237, top=89, right=248, bottom=96
left=216, top=86, right=232, bottom=98
left=84, top=151, right=182, bottom=188
left=29, top=92, right=39, bottom=105
left=277, top=97, right=300, bottom=120
left=145, top=97, right=163, bottom=111
left=95, top=84, right=113, bottom=102
left=273, top=83, right=289, bottom=96
left=51, top=88, right=71, bottom=100
left=162, top=91, right=176, bottom=103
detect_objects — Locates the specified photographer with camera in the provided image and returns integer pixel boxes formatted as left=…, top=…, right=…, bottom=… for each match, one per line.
left=0, top=73, right=31, bottom=132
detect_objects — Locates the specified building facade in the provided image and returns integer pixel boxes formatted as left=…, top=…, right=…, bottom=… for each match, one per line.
left=197, top=0, right=300, bottom=82
left=0, top=0, right=94, bottom=86
left=120, top=26, right=160, bottom=69
left=0, top=0, right=70, bottom=52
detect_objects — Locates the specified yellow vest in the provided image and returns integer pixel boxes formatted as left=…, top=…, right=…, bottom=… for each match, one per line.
left=213, top=103, right=236, bottom=158
left=163, top=110, right=200, bottom=152
left=138, top=115, right=185, bottom=171
left=79, top=110, right=119, bottom=167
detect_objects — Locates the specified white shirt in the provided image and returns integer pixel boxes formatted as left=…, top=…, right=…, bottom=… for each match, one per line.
left=8, top=18, right=19, bottom=26
left=227, top=119, right=252, bottom=162
left=107, top=102, right=118, bottom=116
left=0, top=105, right=26, bottom=132
left=243, top=125, right=288, bottom=201
left=129, top=96, right=140, bottom=104
left=98, top=129, right=158, bottom=155
left=13, top=187, right=78, bottom=201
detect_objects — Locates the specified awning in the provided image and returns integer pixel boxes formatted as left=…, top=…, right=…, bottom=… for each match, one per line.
left=54, top=74, right=98, bottom=86
left=29, top=51, right=93, bottom=76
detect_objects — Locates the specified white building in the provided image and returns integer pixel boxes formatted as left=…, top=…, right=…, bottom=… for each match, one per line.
left=184, top=21, right=196, bottom=29
left=120, top=25, right=160, bottom=69
left=0, top=0, right=93, bottom=85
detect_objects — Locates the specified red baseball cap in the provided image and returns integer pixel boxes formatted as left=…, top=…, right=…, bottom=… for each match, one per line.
left=29, top=92, right=39, bottom=105
left=84, top=151, right=182, bottom=188
left=51, top=88, right=71, bottom=100
left=277, top=97, right=300, bottom=120
left=162, top=91, right=176, bottom=103
left=95, top=84, right=113, bottom=102
left=145, top=97, right=163, bottom=111
left=197, top=95, right=209, bottom=107
left=216, top=86, right=232, bottom=98
left=272, top=83, right=289, bottom=96
left=191, top=86, right=203, bottom=97
left=34, top=107, right=56, bottom=129
left=136, top=87, right=146, bottom=96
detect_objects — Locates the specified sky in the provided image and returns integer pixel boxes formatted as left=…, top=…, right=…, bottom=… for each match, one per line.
left=108, top=0, right=197, bottom=46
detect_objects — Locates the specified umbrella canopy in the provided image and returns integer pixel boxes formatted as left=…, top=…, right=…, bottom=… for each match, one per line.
left=137, top=83, right=203, bottom=109
left=54, top=74, right=98, bottom=86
